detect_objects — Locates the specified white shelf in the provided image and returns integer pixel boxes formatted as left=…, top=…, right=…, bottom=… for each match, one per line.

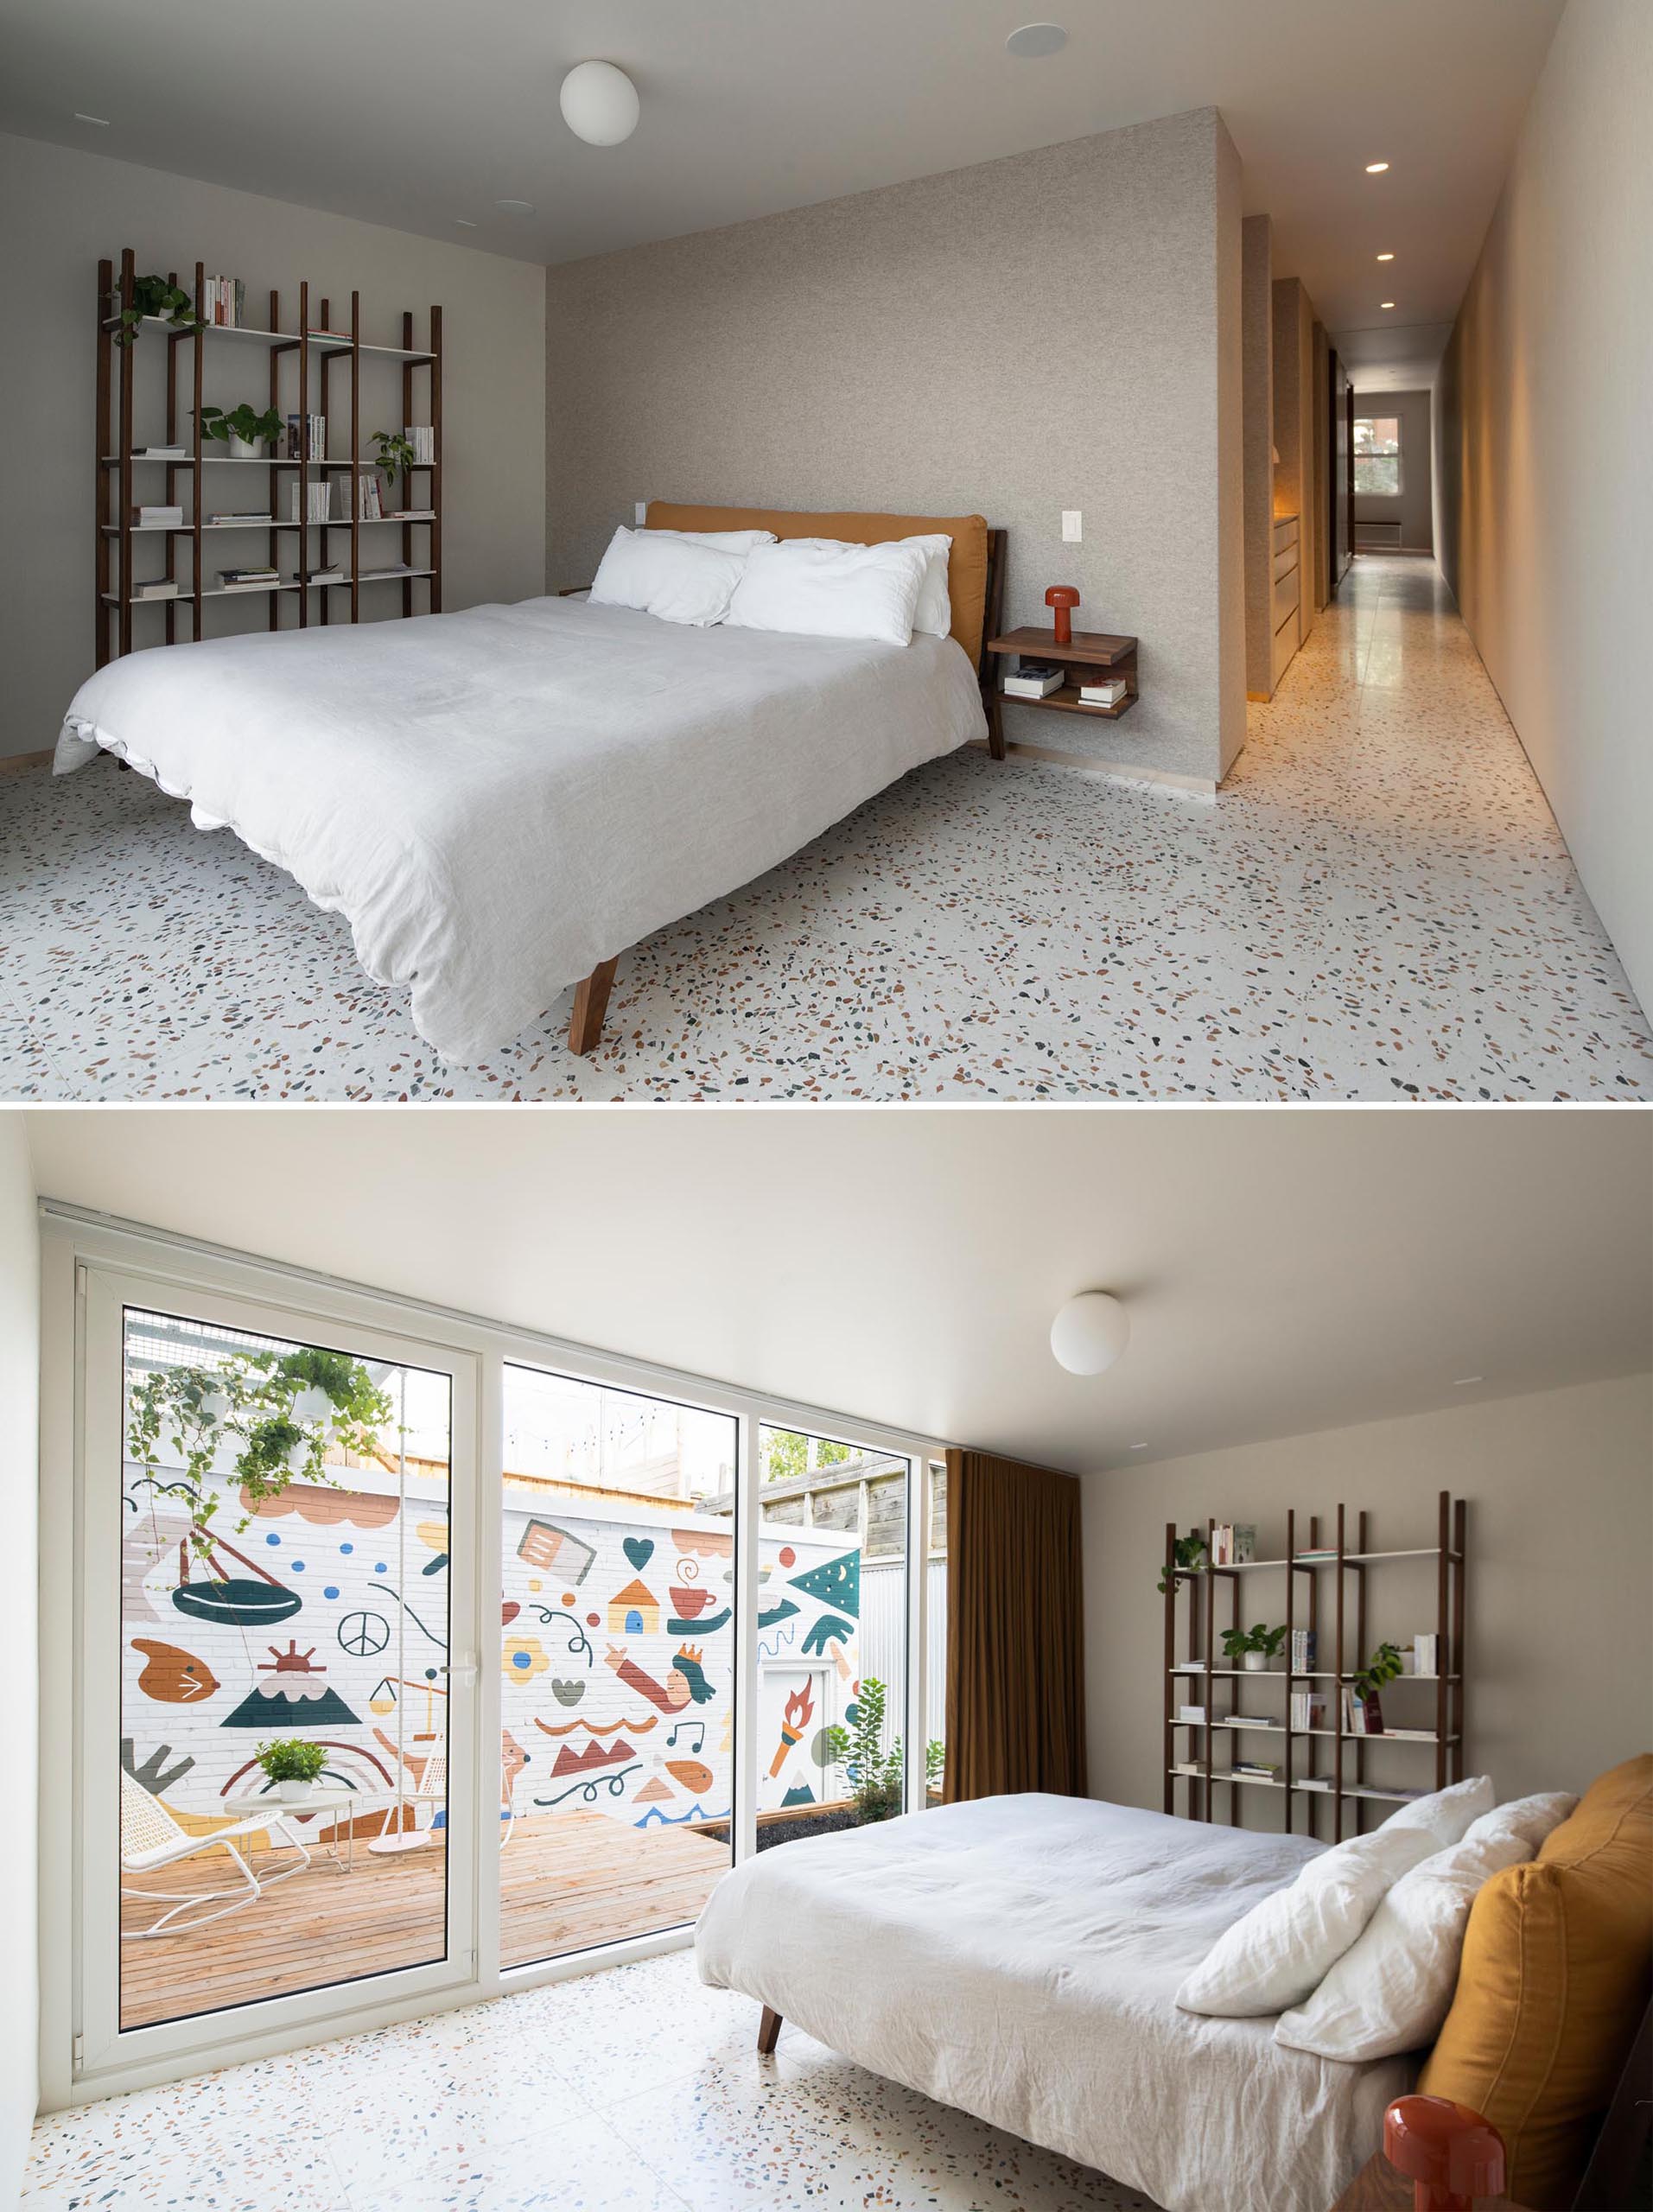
left=101, top=570, right=432, bottom=605
left=101, top=315, right=434, bottom=363
left=1182, top=1548, right=1455, bottom=1572
left=1169, top=1769, right=1430, bottom=1806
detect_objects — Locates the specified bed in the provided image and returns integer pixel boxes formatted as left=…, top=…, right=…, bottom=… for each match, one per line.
left=694, top=1793, right=1412, bottom=2212
left=54, top=504, right=1006, bottom=1064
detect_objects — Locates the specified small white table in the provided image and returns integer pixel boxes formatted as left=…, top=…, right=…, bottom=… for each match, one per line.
left=223, top=1787, right=391, bottom=1875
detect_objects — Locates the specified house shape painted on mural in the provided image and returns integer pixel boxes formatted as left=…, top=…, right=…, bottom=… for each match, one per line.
left=607, top=1578, right=661, bottom=1635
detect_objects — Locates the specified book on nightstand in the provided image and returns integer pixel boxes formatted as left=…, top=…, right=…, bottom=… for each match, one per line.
left=1002, top=658, right=1065, bottom=699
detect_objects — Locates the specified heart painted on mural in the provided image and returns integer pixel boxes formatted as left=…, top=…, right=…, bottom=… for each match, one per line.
left=623, top=1537, right=655, bottom=1571
left=550, top=1678, right=586, bottom=1707
left=501, top=1601, right=521, bottom=1627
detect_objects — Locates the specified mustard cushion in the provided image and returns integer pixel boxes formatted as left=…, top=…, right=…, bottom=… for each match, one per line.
left=645, top=503, right=990, bottom=669
left=1418, top=1753, right=1653, bottom=2210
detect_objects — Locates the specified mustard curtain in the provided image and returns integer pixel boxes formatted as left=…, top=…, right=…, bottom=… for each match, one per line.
left=942, top=1448, right=1088, bottom=1802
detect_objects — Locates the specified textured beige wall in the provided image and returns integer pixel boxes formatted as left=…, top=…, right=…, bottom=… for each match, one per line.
left=547, top=109, right=1245, bottom=789
left=1271, top=276, right=1318, bottom=649
left=1241, top=216, right=1275, bottom=697
left=1354, top=387, right=1432, bottom=552
left=0, top=133, right=547, bottom=760
left=0, top=1122, right=38, bottom=2200
left=1433, top=0, right=1652, bottom=1016
left=1082, top=1375, right=1653, bottom=1833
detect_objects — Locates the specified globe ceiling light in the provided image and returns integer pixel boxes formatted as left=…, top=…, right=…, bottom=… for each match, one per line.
left=560, top=60, right=640, bottom=147
left=1049, top=1291, right=1130, bottom=1376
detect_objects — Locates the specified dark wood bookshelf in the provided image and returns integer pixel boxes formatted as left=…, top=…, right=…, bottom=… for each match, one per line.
left=1161, top=1491, right=1468, bottom=1842
left=95, top=248, right=442, bottom=664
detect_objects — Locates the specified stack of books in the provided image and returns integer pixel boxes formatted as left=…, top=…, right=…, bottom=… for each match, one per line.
left=359, top=562, right=416, bottom=582
left=1002, top=658, right=1064, bottom=700
left=136, top=443, right=187, bottom=461
left=294, top=563, right=346, bottom=587
left=207, top=509, right=274, bottom=526
left=387, top=507, right=436, bottom=522
left=285, top=413, right=327, bottom=461
left=1289, top=1690, right=1327, bottom=1730
left=217, top=565, right=279, bottom=592
left=1413, top=1634, right=1439, bottom=1675
left=203, top=276, right=245, bottom=327
left=1232, top=1758, right=1281, bottom=1782
left=1289, top=1628, right=1317, bottom=1673
left=136, top=504, right=184, bottom=530
left=287, top=481, right=333, bottom=524
left=1207, top=1523, right=1256, bottom=1566
left=133, top=579, right=179, bottom=601
left=404, top=425, right=436, bottom=463
left=1078, top=677, right=1129, bottom=709
left=1341, top=1687, right=1385, bottom=1736
left=356, top=473, right=385, bottom=521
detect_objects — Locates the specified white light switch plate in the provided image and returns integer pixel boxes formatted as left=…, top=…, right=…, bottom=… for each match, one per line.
left=634, top=501, right=648, bottom=525
left=1061, top=510, right=1083, bottom=543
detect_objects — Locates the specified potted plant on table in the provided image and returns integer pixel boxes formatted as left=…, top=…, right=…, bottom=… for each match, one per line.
left=255, top=1738, right=327, bottom=1802
left=1220, top=1622, right=1288, bottom=1674
left=197, top=401, right=284, bottom=461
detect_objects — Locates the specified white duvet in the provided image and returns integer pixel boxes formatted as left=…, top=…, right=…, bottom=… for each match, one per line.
left=695, top=1795, right=1414, bottom=2212
left=55, top=597, right=984, bottom=1060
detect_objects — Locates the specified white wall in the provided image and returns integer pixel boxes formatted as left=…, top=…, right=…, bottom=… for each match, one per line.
left=0, top=133, right=547, bottom=760
left=1432, top=0, right=1653, bottom=1016
left=0, top=1120, right=40, bottom=2196
left=1082, top=1376, right=1653, bottom=1830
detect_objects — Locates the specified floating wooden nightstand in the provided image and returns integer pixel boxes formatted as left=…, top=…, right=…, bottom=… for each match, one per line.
left=983, top=625, right=1139, bottom=757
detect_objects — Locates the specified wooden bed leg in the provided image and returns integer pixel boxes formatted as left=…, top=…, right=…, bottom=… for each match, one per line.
left=984, top=686, right=1006, bottom=761
left=568, top=957, right=618, bottom=1056
left=757, top=2005, right=783, bottom=2056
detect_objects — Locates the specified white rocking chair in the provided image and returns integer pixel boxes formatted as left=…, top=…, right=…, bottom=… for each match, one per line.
left=120, top=1769, right=312, bottom=1938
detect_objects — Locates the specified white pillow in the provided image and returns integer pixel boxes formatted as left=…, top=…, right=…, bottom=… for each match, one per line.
left=724, top=537, right=929, bottom=646
left=1175, top=1777, right=1497, bottom=2018
left=642, top=526, right=778, bottom=553
left=588, top=526, right=745, bottom=627
left=1274, top=1793, right=1576, bottom=2061
left=894, top=534, right=953, bottom=639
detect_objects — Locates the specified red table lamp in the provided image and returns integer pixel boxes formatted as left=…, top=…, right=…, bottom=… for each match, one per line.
left=1045, top=584, right=1080, bottom=646
left=1384, top=2095, right=1507, bottom=2212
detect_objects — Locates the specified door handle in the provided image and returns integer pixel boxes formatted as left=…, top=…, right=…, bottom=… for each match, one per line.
left=440, top=1655, right=479, bottom=1688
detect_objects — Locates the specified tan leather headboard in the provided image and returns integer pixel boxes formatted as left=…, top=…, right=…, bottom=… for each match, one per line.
left=645, top=502, right=991, bottom=667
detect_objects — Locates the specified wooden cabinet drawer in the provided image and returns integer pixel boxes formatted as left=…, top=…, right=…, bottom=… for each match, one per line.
left=1273, top=543, right=1300, bottom=584
left=1271, top=563, right=1300, bottom=630
left=1273, top=514, right=1300, bottom=555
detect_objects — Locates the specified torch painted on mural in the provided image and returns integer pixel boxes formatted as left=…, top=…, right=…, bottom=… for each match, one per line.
left=767, top=1679, right=815, bottom=1778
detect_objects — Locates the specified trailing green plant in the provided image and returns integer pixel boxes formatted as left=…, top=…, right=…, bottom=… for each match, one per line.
left=1157, top=1529, right=1209, bottom=1596
left=823, top=1677, right=942, bottom=1825
left=371, top=429, right=416, bottom=480
left=126, top=1343, right=394, bottom=1563
left=115, top=273, right=201, bottom=346
left=1352, top=1641, right=1405, bottom=1700
left=1219, top=1621, right=1287, bottom=1662
left=196, top=402, right=283, bottom=450
left=254, top=1738, right=327, bottom=1783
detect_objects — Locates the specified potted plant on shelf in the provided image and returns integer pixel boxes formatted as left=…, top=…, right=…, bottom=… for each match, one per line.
left=197, top=402, right=283, bottom=461
left=115, top=273, right=201, bottom=346
left=1157, top=1529, right=1209, bottom=1596
left=371, top=429, right=416, bottom=487
left=255, top=1738, right=327, bottom=1802
left=1350, top=1641, right=1405, bottom=1733
left=1220, top=1622, right=1288, bottom=1674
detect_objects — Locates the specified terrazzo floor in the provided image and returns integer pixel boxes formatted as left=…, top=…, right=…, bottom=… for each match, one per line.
left=21, top=1947, right=1164, bottom=2211
left=2, top=555, right=1646, bottom=1100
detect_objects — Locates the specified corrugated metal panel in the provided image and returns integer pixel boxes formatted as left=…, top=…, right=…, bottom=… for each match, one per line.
left=855, top=1559, right=948, bottom=1764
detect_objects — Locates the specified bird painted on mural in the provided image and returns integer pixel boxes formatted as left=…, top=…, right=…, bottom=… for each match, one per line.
left=131, top=1638, right=220, bottom=1704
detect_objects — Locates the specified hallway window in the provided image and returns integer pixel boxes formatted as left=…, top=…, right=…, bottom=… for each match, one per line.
left=1354, top=416, right=1402, bottom=495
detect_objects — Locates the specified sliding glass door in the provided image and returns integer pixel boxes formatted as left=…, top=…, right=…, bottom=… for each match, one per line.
left=498, top=1363, right=737, bottom=1966
left=78, top=1268, right=479, bottom=2075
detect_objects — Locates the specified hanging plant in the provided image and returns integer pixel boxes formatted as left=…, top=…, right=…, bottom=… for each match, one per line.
left=115, top=273, right=202, bottom=346
left=1157, top=1529, right=1209, bottom=1596
left=126, top=1344, right=394, bottom=1564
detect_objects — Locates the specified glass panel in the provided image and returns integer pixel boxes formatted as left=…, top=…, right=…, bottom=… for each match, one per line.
left=499, top=1366, right=736, bottom=1966
left=119, top=1306, right=451, bottom=2031
left=754, top=1427, right=911, bottom=1848
left=1353, top=416, right=1402, bottom=495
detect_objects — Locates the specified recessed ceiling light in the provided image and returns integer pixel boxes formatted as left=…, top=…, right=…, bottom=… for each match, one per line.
left=495, top=198, right=534, bottom=215
left=1376, top=252, right=1395, bottom=261
left=73, top=111, right=111, bottom=126
left=454, top=218, right=478, bottom=229
left=1128, top=1441, right=1148, bottom=1451
left=1381, top=301, right=1396, bottom=309
left=1006, top=22, right=1068, bottom=57
left=1365, top=161, right=1390, bottom=173
left=1452, top=1376, right=1483, bottom=1387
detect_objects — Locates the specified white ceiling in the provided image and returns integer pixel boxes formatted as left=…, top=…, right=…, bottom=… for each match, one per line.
left=22, top=1109, right=1650, bottom=1477
left=1, top=0, right=1562, bottom=384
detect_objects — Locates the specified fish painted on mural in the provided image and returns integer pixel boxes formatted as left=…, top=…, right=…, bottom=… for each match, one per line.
left=664, top=1758, right=714, bottom=1796
left=131, top=1637, right=220, bottom=1704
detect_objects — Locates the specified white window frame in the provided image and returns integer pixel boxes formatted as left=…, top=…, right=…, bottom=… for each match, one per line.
left=38, top=1205, right=949, bottom=2108
left=1353, top=414, right=1404, bottom=498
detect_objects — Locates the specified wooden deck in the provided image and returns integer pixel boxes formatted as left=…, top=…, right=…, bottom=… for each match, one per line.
left=118, top=1810, right=729, bottom=2030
